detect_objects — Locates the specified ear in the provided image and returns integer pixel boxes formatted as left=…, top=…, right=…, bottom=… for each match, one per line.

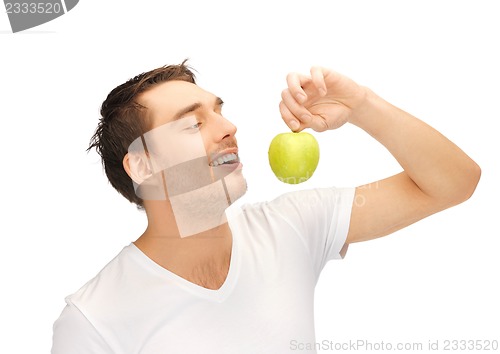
left=123, top=152, right=153, bottom=185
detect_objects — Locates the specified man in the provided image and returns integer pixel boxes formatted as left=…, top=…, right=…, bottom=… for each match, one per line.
left=52, top=61, right=480, bottom=353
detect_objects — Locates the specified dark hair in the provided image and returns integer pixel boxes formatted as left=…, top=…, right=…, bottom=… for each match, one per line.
left=87, top=60, right=196, bottom=208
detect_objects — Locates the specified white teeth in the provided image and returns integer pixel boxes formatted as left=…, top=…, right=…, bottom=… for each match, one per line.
left=210, top=153, right=238, bottom=167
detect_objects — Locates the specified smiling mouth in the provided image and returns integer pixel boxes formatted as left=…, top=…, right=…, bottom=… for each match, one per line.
left=209, top=153, right=240, bottom=167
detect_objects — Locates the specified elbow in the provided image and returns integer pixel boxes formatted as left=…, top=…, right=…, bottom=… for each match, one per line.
left=466, top=161, right=481, bottom=199
left=450, top=161, right=481, bottom=206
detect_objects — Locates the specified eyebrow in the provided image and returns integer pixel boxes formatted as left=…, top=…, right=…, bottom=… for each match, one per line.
left=172, top=96, right=224, bottom=121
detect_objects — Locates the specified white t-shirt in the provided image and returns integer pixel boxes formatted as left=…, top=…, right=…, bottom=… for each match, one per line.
left=52, top=187, right=355, bottom=354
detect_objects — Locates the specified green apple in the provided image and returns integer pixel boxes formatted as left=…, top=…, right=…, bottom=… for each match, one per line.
left=268, top=131, right=320, bottom=184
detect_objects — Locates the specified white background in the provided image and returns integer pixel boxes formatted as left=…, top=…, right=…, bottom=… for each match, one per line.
left=1, top=1, right=499, bottom=352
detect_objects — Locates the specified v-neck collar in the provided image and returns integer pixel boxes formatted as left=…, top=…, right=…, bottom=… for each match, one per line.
left=128, top=217, right=241, bottom=303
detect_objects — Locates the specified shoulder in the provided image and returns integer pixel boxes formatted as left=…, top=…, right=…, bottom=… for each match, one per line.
left=70, top=245, right=134, bottom=293
left=65, top=244, right=144, bottom=320
left=244, top=187, right=355, bottom=217
left=52, top=246, right=135, bottom=353
left=228, top=187, right=355, bottom=238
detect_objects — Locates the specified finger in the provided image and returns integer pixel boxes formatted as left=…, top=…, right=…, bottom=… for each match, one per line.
left=310, top=66, right=327, bottom=96
left=286, top=72, right=311, bottom=104
left=281, top=88, right=312, bottom=127
left=279, top=101, right=302, bottom=132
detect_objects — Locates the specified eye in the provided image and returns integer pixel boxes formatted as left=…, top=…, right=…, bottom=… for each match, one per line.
left=184, top=122, right=202, bottom=131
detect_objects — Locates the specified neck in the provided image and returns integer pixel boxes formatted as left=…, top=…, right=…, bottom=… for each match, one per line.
left=134, top=199, right=233, bottom=273
left=140, top=198, right=230, bottom=238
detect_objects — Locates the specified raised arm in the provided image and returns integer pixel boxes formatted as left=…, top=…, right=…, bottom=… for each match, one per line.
left=279, top=67, right=481, bottom=244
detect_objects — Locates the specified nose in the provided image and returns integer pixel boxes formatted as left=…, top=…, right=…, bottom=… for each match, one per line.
left=213, top=114, right=237, bottom=142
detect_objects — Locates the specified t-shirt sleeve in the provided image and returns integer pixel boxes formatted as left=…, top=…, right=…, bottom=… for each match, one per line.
left=267, top=187, right=355, bottom=277
left=52, top=300, right=112, bottom=354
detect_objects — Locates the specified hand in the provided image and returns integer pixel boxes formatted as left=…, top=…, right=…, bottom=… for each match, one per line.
left=279, top=66, right=367, bottom=132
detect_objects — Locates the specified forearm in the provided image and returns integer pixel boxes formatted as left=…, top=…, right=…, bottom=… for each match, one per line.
left=350, top=88, right=481, bottom=206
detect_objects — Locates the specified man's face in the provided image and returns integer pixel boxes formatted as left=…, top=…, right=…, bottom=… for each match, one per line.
left=128, top=80, right=247, bottom=236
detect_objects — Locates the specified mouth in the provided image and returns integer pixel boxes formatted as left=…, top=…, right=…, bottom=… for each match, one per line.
left=209, top=151, right=240, bottom=167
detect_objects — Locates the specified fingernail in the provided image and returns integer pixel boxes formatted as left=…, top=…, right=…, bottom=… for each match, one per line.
left=290, top=120, right=300, bottom=130
left=301, top=114, right=311, bottom=123
left=296, top=93, right=306, bottom=103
